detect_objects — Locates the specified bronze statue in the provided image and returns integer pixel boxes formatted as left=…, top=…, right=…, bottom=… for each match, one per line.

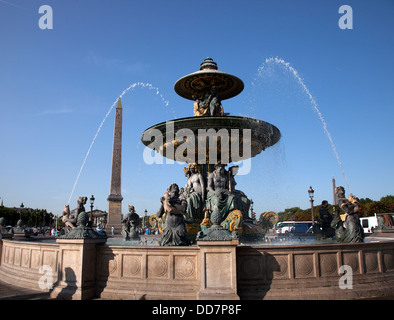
left=209, top=86, right=225, bottom=116
left=193, top=93, right=209, bottom=117
left=314, top=200, right=335, bottom=239
left=182, top=163, right=205, bottom=222
left=122, top=205, right=140, bottom=241
left=331, top=186, right=364, bottom=243
left=193, top=87, right=224, bottom=117
left=62, top=197, right=87, bottom=233
left=157, top=183, right=189, bottom=246
left=59, top=197, right=106, bottom=239
left=62, top=205, right=76, bottom=233
left=206, top=163, right=236, bottom=222
left=228, top=165, right=251, bottom=220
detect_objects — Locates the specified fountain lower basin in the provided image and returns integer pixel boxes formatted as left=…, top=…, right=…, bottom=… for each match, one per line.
left=1, top=235, right=393, bottom=300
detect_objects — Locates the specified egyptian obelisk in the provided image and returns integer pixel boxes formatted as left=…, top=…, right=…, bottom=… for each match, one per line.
left=107, top=97, right=123, bottom=234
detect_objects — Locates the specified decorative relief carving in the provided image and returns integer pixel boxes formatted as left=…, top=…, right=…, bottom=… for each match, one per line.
left=383, top=250, right=394, bottom=272
left=342, top=252, right=359, bottom=273
left=14, top=248, right=21, bottom=266
left=98, top=254, right=118, bottom=277
left=364, top=251, right=379, bottom=273
left=319, top=253, right=338, bottom=276
left=43, top=251, right=57, bottom=271
left=268, top=255, right=288, bottom=279
left=294, top=254, right=314, bottom=278
left=108, top=256, right=118, bottom=275
left=8, top=247, right=14, bottom=265
left=148, top=256, right=169, bottom=278
left=21, top=249, right=30, bottom=267
left=123, top=255, right=142, bottom=278
left=31, top=250, right=41, bottom=269
left=174, top=256, right=196, bottom=279
left=4, top=246, right=9, bottom=264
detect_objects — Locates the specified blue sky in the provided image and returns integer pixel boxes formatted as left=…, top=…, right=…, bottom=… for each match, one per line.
left=0, top=0, right=393, bottom=218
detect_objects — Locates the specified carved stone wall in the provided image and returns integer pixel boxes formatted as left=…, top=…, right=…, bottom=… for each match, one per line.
left=237, top=241, right=394, bottom=299
left=0, top=240, right=59, bottom=290
left=95, top=245, right=200, bottom=300
left=1, top=239, right=394, bottom=300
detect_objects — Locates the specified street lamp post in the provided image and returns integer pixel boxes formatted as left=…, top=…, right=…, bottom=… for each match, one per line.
left=308, top=186, right=315, bottom=225
left=90, top=195, right=95, bottom=225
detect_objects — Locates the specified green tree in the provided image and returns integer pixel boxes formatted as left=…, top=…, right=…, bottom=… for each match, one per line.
left=380, top=195, right=394, bottom=213
left=0, top=206, right=17, bottom=226
left=0, top=206, right=55, bottom=227
left=278, top=207, right=300, bottom=221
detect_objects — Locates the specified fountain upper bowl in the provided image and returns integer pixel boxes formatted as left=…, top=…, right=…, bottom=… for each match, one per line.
left=141, top=116, right=281, bottom=163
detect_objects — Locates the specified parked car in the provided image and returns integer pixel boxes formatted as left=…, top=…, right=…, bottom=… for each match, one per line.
left=289, top=222, right=313, bottom=234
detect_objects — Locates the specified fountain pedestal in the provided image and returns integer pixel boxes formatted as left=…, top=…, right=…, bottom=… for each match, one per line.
left=50, top=238, right=106, bottom=300
left=197, top=240, right=239, bottom=300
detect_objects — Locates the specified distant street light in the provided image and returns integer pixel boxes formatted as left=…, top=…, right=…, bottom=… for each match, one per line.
left=308, top=186, right=315, bottom=225
left=90, top=195, right=95, bottom=224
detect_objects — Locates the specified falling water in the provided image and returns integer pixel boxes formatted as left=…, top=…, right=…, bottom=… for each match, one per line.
left=260, top=57, right=351, bottom=193
left=67, top=82, right=170, bottom=205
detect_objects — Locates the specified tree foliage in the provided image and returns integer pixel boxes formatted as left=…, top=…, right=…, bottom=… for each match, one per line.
left=276, top=195, right=394, bottom=222
left=0, top=205, right=56, bottom=227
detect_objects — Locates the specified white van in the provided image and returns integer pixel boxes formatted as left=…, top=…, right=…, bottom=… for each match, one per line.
left=275, top=221, right=296, bottom=233
left=275, top=221, right=314, bottom=234
left=359, top=215, right=378, bottom=234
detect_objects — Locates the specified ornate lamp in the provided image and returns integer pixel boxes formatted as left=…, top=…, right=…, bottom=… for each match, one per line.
left=90, top=195, right=95, bottom=223
left=308, top=186, right=315, bottom=225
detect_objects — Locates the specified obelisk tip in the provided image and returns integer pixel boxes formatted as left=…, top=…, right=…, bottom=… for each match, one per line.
left=116, top=97, right=122, bottom=109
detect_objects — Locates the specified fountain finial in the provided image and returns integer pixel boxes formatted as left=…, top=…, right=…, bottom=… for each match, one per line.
left=200, top=57, right=218, bottom=70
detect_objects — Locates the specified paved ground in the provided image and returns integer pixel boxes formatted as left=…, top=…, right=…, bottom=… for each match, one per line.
left=0, top=280, right=52, bottom=300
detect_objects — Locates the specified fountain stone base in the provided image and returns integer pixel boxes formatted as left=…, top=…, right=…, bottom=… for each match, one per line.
left=197, top=240, right=239, bottom=300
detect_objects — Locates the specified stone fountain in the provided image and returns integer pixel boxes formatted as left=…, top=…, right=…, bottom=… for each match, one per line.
left=142, top=58, right=281, bottom=242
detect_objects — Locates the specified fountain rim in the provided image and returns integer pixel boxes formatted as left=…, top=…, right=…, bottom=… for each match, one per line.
left=6, top=235, right=394, bottom=248
left=141, top=115, right=280, bottom=135
left=174, top=69, right=244, bottom=101
left=140, top=115, right=281, bottom=163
